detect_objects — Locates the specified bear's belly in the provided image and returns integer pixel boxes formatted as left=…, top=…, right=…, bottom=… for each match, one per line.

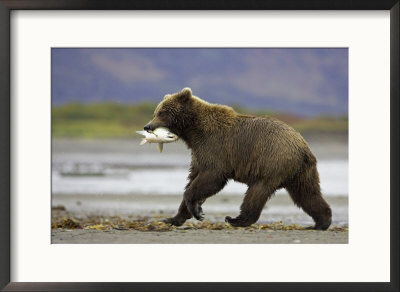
left=230, top=155, right=302, bottom=187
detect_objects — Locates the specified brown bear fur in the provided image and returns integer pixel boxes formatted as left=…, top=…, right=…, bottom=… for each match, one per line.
left=144, top=88, right=332, bottom=230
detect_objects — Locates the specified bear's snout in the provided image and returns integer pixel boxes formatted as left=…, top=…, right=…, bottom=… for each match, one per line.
left=143, top=124, right=153, bottom=131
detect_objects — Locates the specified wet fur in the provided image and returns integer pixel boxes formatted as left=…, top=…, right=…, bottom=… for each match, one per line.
left=145, top=88, right=332, bottom=230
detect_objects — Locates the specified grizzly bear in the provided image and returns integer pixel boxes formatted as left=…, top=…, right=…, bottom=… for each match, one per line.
left=144, top=88, right=332, bottom=230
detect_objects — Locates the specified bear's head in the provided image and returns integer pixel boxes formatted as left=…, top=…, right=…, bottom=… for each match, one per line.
left=143, top=87, right=196, bottom=136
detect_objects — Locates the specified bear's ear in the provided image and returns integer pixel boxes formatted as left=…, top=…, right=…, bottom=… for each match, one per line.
left=181, top=87, right=192, bottom=95
left=177, top=87, right=192, bottom=103
left=163, top=94, right=171, bottom=100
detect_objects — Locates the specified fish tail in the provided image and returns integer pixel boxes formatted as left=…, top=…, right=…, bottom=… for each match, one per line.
left=140, top=138, right=147, bottom=145
left=158, top=143, right=163, bottom=153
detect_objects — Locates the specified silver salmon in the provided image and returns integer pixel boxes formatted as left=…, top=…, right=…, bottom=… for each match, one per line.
left=136, top=127, right=179, bottom=153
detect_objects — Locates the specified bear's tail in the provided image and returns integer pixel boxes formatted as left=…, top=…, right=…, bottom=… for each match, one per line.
left=303, top=149, right=317, bottom=166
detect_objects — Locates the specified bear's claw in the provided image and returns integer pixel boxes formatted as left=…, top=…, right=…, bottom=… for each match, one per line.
left=225, top=216, right=232, bottom=223
left=187, top=201, right=204, bottom=221
left=305, top=223, right=330, bottom=231
left=163, top=217, right=186, bottom=226
left=225, top=215, right=253, bottom=227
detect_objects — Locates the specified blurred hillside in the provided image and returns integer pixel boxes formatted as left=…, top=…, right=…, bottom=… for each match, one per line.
left=52, top=48, right=348, bottom=117
left=52, top=103, right=348, bottom=139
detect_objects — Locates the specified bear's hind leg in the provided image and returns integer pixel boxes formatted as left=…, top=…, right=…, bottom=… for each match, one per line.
left=225, top=181, right=277, bottom=227
left=285, top=165, right=332, bottom=230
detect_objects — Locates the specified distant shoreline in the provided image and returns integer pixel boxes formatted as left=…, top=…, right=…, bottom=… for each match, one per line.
left=52, top=134, right=349, bottom=162
left=52, top=102, right=348, bottom=139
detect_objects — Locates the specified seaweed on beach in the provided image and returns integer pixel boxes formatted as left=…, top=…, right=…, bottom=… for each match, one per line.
left=51, top=214, right=348, bottom=232
left=51, top=218, right=82, bottom=229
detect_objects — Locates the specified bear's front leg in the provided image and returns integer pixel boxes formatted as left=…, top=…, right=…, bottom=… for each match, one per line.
left=184, top=171, right=227, bottom=221
left=163, top=199, right=192, bottom=226
left=163, top=168, right=199, bottom=226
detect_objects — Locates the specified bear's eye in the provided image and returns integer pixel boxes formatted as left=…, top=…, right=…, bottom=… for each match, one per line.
left=158, top=111, right=166, bottom=117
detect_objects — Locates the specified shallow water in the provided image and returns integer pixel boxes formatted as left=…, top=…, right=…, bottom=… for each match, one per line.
left=52, top=160, right=348, bottom=196
left=52, top=138, right=348, bottom=197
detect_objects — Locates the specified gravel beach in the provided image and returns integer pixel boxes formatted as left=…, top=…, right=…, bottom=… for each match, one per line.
left=52, top=194, right=348, bottom=244
left=52, top=228, right=348, bottom=244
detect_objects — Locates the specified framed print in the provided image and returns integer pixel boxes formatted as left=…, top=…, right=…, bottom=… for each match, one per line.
left=50, top=47, right=349, bottom=244
left=1, top=1, right=399, bottom=291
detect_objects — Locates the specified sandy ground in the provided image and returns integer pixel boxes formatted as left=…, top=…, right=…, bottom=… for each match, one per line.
left=51, top=194, right=348, bottom=244
left=52, top=228, right=347, bottom=244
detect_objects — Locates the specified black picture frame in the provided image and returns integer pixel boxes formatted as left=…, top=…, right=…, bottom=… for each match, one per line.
left=0, top=1, right=398, bottom=291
